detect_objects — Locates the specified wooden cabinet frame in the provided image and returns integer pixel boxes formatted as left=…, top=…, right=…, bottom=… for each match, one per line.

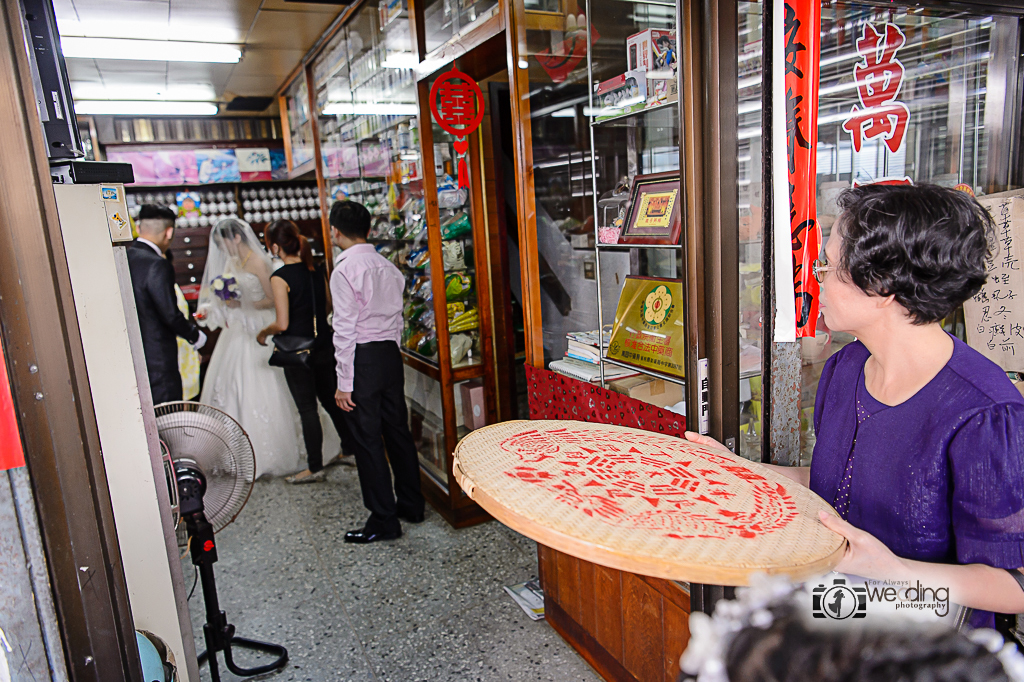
left=504, top=0, right=742, bottom=677
left=277, top=0, right=509, bottom=527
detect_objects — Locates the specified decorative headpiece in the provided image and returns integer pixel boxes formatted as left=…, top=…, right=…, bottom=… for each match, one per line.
left=679, top=573, right=1024, bottom=682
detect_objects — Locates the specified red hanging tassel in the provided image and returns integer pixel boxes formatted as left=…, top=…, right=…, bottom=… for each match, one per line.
left=453, top=137, right=469, bottom=189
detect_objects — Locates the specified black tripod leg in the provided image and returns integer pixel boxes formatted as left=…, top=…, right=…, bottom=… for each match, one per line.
left=223, top=637, right=289, bottom=676
left=202, top=622, right=222, bottom=682
left=186, top=510, right=288, bottom=679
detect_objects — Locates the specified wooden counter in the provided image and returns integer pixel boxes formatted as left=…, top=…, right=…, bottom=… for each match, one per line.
left=539, top=545, right=691, bottom=682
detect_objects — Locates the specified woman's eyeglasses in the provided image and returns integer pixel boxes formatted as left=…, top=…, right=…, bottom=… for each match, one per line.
left=812, top=258, right=833, bottom=283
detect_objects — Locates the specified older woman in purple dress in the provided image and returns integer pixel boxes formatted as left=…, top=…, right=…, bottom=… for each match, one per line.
left=690, top=183, right=1024, bottom=627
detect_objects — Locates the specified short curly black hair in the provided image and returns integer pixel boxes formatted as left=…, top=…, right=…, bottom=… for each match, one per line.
left=834, top=184, right=995, bottom=325
left=329, top=200, right=371, bottom=240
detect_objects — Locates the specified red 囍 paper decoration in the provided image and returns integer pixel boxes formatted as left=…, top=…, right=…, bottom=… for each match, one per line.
left=429, top=68, right=484, bottom=189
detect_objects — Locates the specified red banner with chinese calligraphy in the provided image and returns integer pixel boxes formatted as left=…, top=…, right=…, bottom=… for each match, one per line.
left=0, top=333, right=25, bottom=471
left=784, top=0, right=820, bottom=338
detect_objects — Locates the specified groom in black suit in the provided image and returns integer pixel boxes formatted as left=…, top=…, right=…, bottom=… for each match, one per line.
left=127, top=204, right=206, bottom=404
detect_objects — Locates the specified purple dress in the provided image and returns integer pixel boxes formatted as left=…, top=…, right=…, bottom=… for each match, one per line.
left=809, top=335, right=1024, bottom=627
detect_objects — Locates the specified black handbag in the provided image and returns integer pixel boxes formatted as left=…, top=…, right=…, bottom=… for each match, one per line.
left=269, top=270, right=319, bottom=369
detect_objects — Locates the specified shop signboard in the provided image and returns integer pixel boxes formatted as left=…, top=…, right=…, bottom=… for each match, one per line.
left=965, top=191, right=1024, bottom=372
left=606, top=276, right=685, bottom=379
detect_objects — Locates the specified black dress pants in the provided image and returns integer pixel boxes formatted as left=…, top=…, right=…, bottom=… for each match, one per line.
left=345, top=341, right=424, bottom=533
left=282, top=343, right=353, bottom=473
left=149, top=369, right=183, bottom=406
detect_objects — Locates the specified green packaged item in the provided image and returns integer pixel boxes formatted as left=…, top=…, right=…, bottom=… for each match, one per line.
left=417, top=332, right=437, bottom=358
left=445, top=272, right=472, bottom=300
left=440, top=211, right=472, bottom=239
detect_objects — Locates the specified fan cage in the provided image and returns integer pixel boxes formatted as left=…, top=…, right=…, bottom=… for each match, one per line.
left=154, top=401, right=255, bottom=534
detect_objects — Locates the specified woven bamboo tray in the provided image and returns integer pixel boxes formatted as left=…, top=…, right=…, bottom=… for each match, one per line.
left=453, top=420, right=845, bottom=585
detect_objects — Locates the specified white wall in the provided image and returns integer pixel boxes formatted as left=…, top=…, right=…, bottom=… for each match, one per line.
left=53, top=184, right=196, bottom=680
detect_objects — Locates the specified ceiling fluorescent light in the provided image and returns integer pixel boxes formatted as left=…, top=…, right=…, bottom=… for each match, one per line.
left=61, top=37, right=241, bottom=63
left=55, top=17, right=240, bottom=43
left=74, top=100, right=219, bottom=116
left=71, top=82, right=217, bottom=101
left=550, top=108, right=576, bottom=117
left=323, top=102, right=418, bottom=116
left=381, top=53, right=419, bottom=69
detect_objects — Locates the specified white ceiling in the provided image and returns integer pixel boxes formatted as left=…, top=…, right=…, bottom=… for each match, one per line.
left=55, top=0, right=345, bottom=111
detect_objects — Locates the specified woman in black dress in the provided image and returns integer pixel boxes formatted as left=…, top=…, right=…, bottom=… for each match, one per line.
left=257, top=220, right=351, bottom=483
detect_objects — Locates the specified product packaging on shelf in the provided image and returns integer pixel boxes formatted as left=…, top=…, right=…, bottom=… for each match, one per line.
left=459, top=379, right=486, bottom=428
left=444, top=272, right=473, bottom=300
left=449, top=308, right=479, bottom=332
left=626, top=29, right=676, bottom=73
left=594, top=71, right=647, bottom=119
left=440, top=211, right=472, bottom=239
left=442, top=240, right=466, bottom=270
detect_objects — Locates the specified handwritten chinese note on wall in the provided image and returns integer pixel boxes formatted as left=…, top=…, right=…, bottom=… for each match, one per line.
left=965, top=192, right=1024, bottom=371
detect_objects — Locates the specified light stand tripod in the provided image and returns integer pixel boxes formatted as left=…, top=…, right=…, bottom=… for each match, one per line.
left=178, top=465, right=288, bottom=682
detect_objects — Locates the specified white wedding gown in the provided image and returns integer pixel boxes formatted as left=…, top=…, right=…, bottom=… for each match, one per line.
left=199, top=270, right=340, bottom=478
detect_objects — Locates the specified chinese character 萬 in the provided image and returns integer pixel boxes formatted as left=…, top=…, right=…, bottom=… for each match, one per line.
left=841, top=23, right=910, bottom=154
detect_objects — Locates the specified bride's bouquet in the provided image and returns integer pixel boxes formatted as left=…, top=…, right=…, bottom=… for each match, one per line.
left=211, top=275, right=240, bottom=302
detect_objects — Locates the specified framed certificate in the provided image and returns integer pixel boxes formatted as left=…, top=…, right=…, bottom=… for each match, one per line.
left=618, top=171, right=682, bottom=245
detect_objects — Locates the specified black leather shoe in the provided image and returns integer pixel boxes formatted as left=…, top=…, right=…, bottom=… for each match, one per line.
left=344, top=527, right=402, bottom=544
left=398, top=510, right=425, bottom=524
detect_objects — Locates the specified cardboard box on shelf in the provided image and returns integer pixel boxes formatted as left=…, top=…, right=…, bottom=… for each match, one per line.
left=626, top=29, right=676, bottom=72
left=459, top=380, right=487, bottom=431
left=647, top=74, right=678, bottom=106
left=594, top=71, right=647, bottom=118
left=607, top=375, right=683, bottom=409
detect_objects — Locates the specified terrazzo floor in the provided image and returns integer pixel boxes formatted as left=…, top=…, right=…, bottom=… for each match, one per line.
left=184, top=460, right=602, bottom=682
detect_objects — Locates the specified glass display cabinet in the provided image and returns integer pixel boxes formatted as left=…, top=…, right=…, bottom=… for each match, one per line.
left=421, top=0, right=501, bottom=55
left=301, top=0, right=499, bottom=526
left=280, top=75, right=316, bottom=176
left=510, top=0, right=694, bottom=677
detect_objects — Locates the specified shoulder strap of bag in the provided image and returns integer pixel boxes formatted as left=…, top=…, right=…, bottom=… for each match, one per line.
left=309, top=269, right=317, bottom=339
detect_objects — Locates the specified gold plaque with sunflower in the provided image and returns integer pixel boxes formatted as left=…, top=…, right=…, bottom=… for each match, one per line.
left=607, top=276, right=685, bottom=379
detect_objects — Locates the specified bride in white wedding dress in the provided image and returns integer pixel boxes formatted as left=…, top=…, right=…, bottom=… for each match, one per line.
left=197, top=218, right=340, bottom=478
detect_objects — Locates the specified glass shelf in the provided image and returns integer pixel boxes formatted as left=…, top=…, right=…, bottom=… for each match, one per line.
left=590, top=99, right=678, bottom=128
left=596, top=242, right=682, bottom=251
left=602, top=357, right=686, bottom=387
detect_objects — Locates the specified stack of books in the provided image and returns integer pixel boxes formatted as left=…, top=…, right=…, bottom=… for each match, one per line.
left=550, top=328, right=639, bottom=383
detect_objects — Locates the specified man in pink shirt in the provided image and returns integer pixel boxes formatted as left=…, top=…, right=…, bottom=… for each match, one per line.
left=330, top=201, right=424, bottom=543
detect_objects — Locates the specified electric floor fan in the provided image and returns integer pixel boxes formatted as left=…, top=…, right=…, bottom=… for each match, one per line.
left=155, top=401, right=288, bottom=682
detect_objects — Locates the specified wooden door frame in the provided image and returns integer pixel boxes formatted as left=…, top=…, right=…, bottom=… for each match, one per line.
left=0, top=3, right=143, bottom=680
